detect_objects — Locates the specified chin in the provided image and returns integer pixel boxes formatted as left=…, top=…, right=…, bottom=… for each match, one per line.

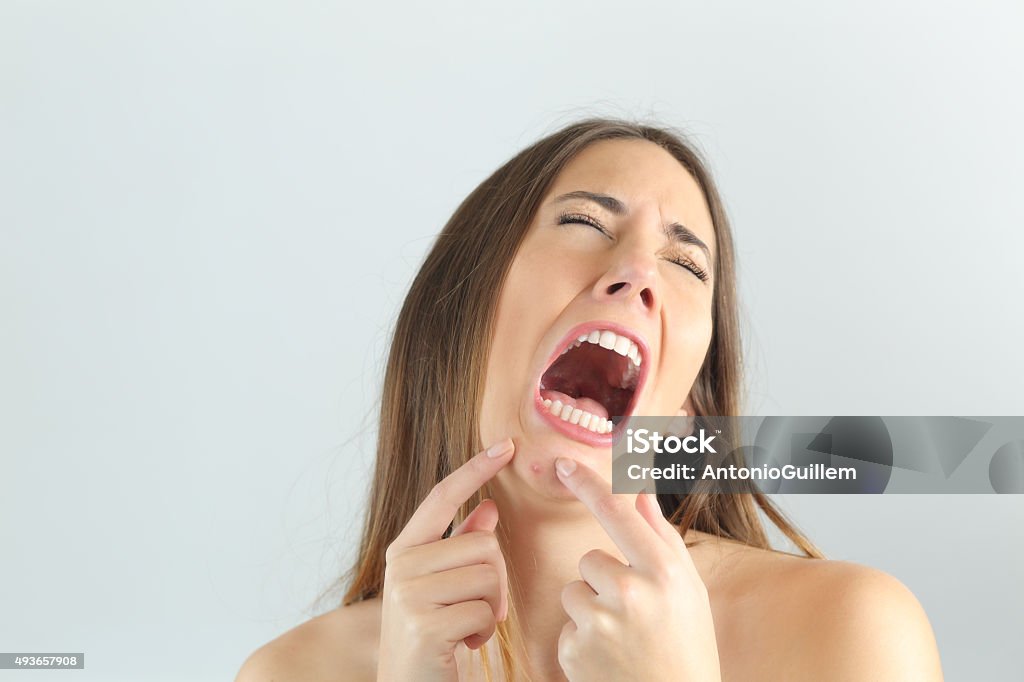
left=500, top=415, right=612, bottom=501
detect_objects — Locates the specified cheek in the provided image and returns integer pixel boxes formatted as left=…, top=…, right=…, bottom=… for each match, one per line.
left=666, top=284, right=714, bottom=348
left=677, top=306, right=714, bottom=371
left=492, top=243, right=588, bottom=350
left=654, top=296, right=714, bottom=405
left=480, top=252, right=569, bottom=430
left=683, top=306, right=714, bottom=350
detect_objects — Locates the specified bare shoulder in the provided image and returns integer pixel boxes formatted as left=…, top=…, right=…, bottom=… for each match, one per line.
left=781, top=558, right=943, bottom=679
left=234, top=598, right=381, bottom=682
left=695, top=536, right=943, bottom=681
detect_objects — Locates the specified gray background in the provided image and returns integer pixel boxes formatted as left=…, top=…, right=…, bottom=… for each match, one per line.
left=2, top=1, right=1021, bottom=680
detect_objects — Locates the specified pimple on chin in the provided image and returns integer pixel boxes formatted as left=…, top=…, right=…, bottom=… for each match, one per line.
left=530, top=463, right=541, bottom=474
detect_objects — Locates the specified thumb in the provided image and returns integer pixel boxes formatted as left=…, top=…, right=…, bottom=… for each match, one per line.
left=448, top=498, right=509, bottom=624
left=449, top=498, right=499, bottom=537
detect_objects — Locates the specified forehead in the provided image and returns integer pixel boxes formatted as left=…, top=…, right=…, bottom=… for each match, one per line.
left=546, top=138, right=716, bottom=248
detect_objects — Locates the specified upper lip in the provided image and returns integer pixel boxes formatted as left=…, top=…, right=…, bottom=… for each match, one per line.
left=537, top=319, right=652, bottom=421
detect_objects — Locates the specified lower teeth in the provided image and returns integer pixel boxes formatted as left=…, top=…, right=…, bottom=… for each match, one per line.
left=542, top=398, right=613, bottom=434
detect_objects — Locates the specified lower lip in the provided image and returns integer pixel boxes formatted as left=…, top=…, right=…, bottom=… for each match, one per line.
left=533, top=392, right=619, bottom=447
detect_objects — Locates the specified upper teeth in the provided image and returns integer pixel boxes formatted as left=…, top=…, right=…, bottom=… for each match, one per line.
left=561, top=329, right=642, bottom=368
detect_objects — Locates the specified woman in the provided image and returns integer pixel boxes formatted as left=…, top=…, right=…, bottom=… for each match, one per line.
left=237, top=118, right=943, bottom=681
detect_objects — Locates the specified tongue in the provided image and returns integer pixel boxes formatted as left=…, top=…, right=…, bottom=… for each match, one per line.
left=539, top=389, right=609, bottom=419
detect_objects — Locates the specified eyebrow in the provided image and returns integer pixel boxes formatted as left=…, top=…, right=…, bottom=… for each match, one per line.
left=552, top=190, right=713, bottom=262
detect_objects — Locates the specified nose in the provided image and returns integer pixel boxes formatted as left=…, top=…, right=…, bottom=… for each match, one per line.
left=591, top=239, right=659, bottom=313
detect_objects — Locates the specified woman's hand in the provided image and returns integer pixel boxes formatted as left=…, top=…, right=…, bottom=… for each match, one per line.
left=376, top=439, right=515, bottom=682
left=554, top=457, right=722, bottom=682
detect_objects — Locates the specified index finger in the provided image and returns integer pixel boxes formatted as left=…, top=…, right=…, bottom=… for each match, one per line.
left=554, top=457, right=665, bottom=568
left=392, top=438, right=515, bottom=549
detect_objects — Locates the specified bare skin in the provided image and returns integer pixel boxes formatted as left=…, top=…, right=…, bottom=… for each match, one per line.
left=237, top=140, right=943, bottom=680
left=237, top=516, right=942, bottom=681
left=235, top=438, right=937, bottom=675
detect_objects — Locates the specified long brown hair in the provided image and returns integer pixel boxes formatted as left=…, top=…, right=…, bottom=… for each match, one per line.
left=334, top=117, right=821, bottom=678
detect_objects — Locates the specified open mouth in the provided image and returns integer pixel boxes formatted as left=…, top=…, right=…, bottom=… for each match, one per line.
left=537, top=326, right=646, bottom=438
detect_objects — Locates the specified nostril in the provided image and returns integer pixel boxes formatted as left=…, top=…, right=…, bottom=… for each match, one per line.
left=640, top=288, right=653, bottom=308
left=606, top=282, right=628, bottom=295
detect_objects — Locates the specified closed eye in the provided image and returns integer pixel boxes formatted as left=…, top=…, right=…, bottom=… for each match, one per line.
left=666, top=255, right=711, bottom=282
left=558, top=211, right=711, bottom=283
left=558, top=211, right=612, bottom=239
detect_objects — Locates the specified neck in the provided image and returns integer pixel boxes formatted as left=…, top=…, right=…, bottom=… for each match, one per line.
left=492, top=492, right=628, bottom=680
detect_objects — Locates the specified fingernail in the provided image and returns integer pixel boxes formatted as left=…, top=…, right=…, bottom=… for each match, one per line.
left=555, top=458, right=576, bottom=477
left=486, top=438, right=514, bottom=458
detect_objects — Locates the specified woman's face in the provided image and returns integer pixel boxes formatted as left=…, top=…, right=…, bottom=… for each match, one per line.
left=480, top=138, right=717, bottom=501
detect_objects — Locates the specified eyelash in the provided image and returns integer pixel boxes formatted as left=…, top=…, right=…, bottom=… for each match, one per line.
left=557, top=211, right=711, bottom=283
left=558, top=211, right=611, bottom=237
